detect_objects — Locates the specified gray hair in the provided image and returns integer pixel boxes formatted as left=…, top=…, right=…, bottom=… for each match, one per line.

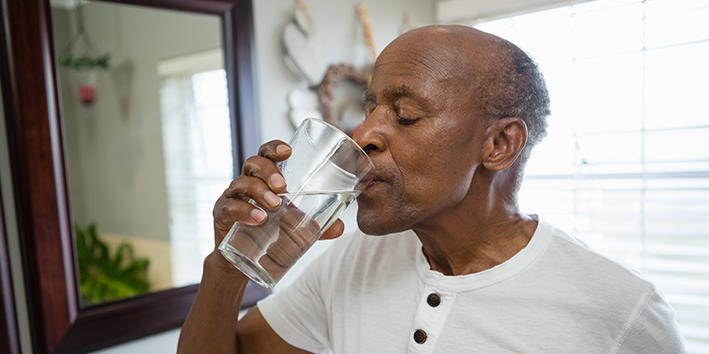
left=476, top=37, right=551, bottom=154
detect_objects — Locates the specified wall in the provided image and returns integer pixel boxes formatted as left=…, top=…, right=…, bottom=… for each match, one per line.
left=0, top=64, right=34, bottom=354
left=254, top=0, right=434, bottom=144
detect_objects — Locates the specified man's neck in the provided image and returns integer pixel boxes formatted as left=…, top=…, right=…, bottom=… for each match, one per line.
left=413, top=212, right=538, bottom=276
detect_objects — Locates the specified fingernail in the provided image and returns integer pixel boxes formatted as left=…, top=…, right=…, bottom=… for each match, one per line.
left=264, top=191, right=281, bottom=208
left=276, top=144, right=291, bottom=154
left=270, top=174, right=286, bottom=189
left=250, top=209, right=267, bottom=223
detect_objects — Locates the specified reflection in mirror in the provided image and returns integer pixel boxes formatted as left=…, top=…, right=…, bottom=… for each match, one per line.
left=51, top=0, right=232, bottom=306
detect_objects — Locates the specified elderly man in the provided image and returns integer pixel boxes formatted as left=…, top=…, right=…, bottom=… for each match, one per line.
left=178, top=25, right=686, bottom=353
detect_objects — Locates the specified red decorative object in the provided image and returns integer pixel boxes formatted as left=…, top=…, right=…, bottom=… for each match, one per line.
left=57, top=1, right=110, bottom=108
left=79, top=83, right=96, bottom=105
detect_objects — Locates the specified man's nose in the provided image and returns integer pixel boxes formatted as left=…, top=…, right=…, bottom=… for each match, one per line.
left=353, top=108, right=387, bottom=154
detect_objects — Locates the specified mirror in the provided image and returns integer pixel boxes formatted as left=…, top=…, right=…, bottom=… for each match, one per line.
left=0, top=0, right=262, bottom=352
left=51, top=0, right=231, bottom=306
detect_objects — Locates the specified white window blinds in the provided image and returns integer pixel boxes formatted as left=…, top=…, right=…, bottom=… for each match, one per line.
left=159, top=66, right=233, bottom=287
left=474, top=0, right=709, bottom=352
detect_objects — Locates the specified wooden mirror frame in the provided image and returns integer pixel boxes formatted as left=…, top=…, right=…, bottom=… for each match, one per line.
left=0, top=0, right=261, bottom=352
left=0, top=189, right=20, bottom=354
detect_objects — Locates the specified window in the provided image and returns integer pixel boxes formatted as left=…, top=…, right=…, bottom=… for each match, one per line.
left=158, top=49, right=234, bottom=287
left=474, top=0, right=709, bottom=352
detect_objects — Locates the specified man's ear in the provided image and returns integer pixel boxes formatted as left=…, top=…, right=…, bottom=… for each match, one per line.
left=480, top=117, right=528, bottom=171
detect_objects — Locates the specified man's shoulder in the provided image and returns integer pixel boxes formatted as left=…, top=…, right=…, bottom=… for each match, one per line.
left=538, top=219, right=658, bottom=298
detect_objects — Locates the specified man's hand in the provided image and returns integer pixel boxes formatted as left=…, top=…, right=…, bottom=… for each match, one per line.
left=212, top=140, right=345, bottom=251
left=179, top=139, right=345, bottom=354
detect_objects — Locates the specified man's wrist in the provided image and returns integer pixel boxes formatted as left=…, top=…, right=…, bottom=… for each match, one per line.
left=203, top=251, right=251, bottom=286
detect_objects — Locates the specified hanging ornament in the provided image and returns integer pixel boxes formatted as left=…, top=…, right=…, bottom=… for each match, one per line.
left=356, top=4, right=378, bottom=64
left=57, top=0, right=111, bottom=107
left=78, top=69, right=98, bottom=105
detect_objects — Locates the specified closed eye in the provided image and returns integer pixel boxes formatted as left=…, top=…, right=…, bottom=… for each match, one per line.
left=397, top=116, right=419, bottom=125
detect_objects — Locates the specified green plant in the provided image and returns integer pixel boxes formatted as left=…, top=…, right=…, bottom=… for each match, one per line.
left=58, top=53, right=111, bottom=71
left=75, top=222, right=150, bottom=305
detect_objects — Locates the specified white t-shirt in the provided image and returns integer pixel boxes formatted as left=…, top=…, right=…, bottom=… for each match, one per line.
left=258, top=218, right=687, bottom=354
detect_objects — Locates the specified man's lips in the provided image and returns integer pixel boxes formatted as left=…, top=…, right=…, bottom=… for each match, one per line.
left=360, top=162, right=386, bottom=191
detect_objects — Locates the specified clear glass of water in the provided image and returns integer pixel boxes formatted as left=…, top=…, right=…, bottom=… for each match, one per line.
left=218, top=118, right=375, bottom=288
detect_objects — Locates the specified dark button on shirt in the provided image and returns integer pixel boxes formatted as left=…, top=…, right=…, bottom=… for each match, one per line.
left=413, top=329, right=427, bottom=344
left=427, top=293, right=441, bottom=307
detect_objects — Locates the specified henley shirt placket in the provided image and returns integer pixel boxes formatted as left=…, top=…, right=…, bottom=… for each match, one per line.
left=408, top=285, right=457, bottom=354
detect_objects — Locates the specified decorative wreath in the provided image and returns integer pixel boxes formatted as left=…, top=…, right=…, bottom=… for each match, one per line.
left=317, top=63, right=369, bottom=132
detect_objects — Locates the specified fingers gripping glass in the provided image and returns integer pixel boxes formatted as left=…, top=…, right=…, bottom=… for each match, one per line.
left=218, top=118, right=376, bottom=288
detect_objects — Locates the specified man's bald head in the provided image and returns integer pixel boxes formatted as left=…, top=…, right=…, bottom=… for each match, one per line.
left=355, top=25, right=550, bottom=234
left=379, top=25, right=551, bottom=157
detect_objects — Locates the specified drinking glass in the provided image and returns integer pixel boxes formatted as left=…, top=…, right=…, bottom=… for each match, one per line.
left=218, top=118, right=375, bottom=288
